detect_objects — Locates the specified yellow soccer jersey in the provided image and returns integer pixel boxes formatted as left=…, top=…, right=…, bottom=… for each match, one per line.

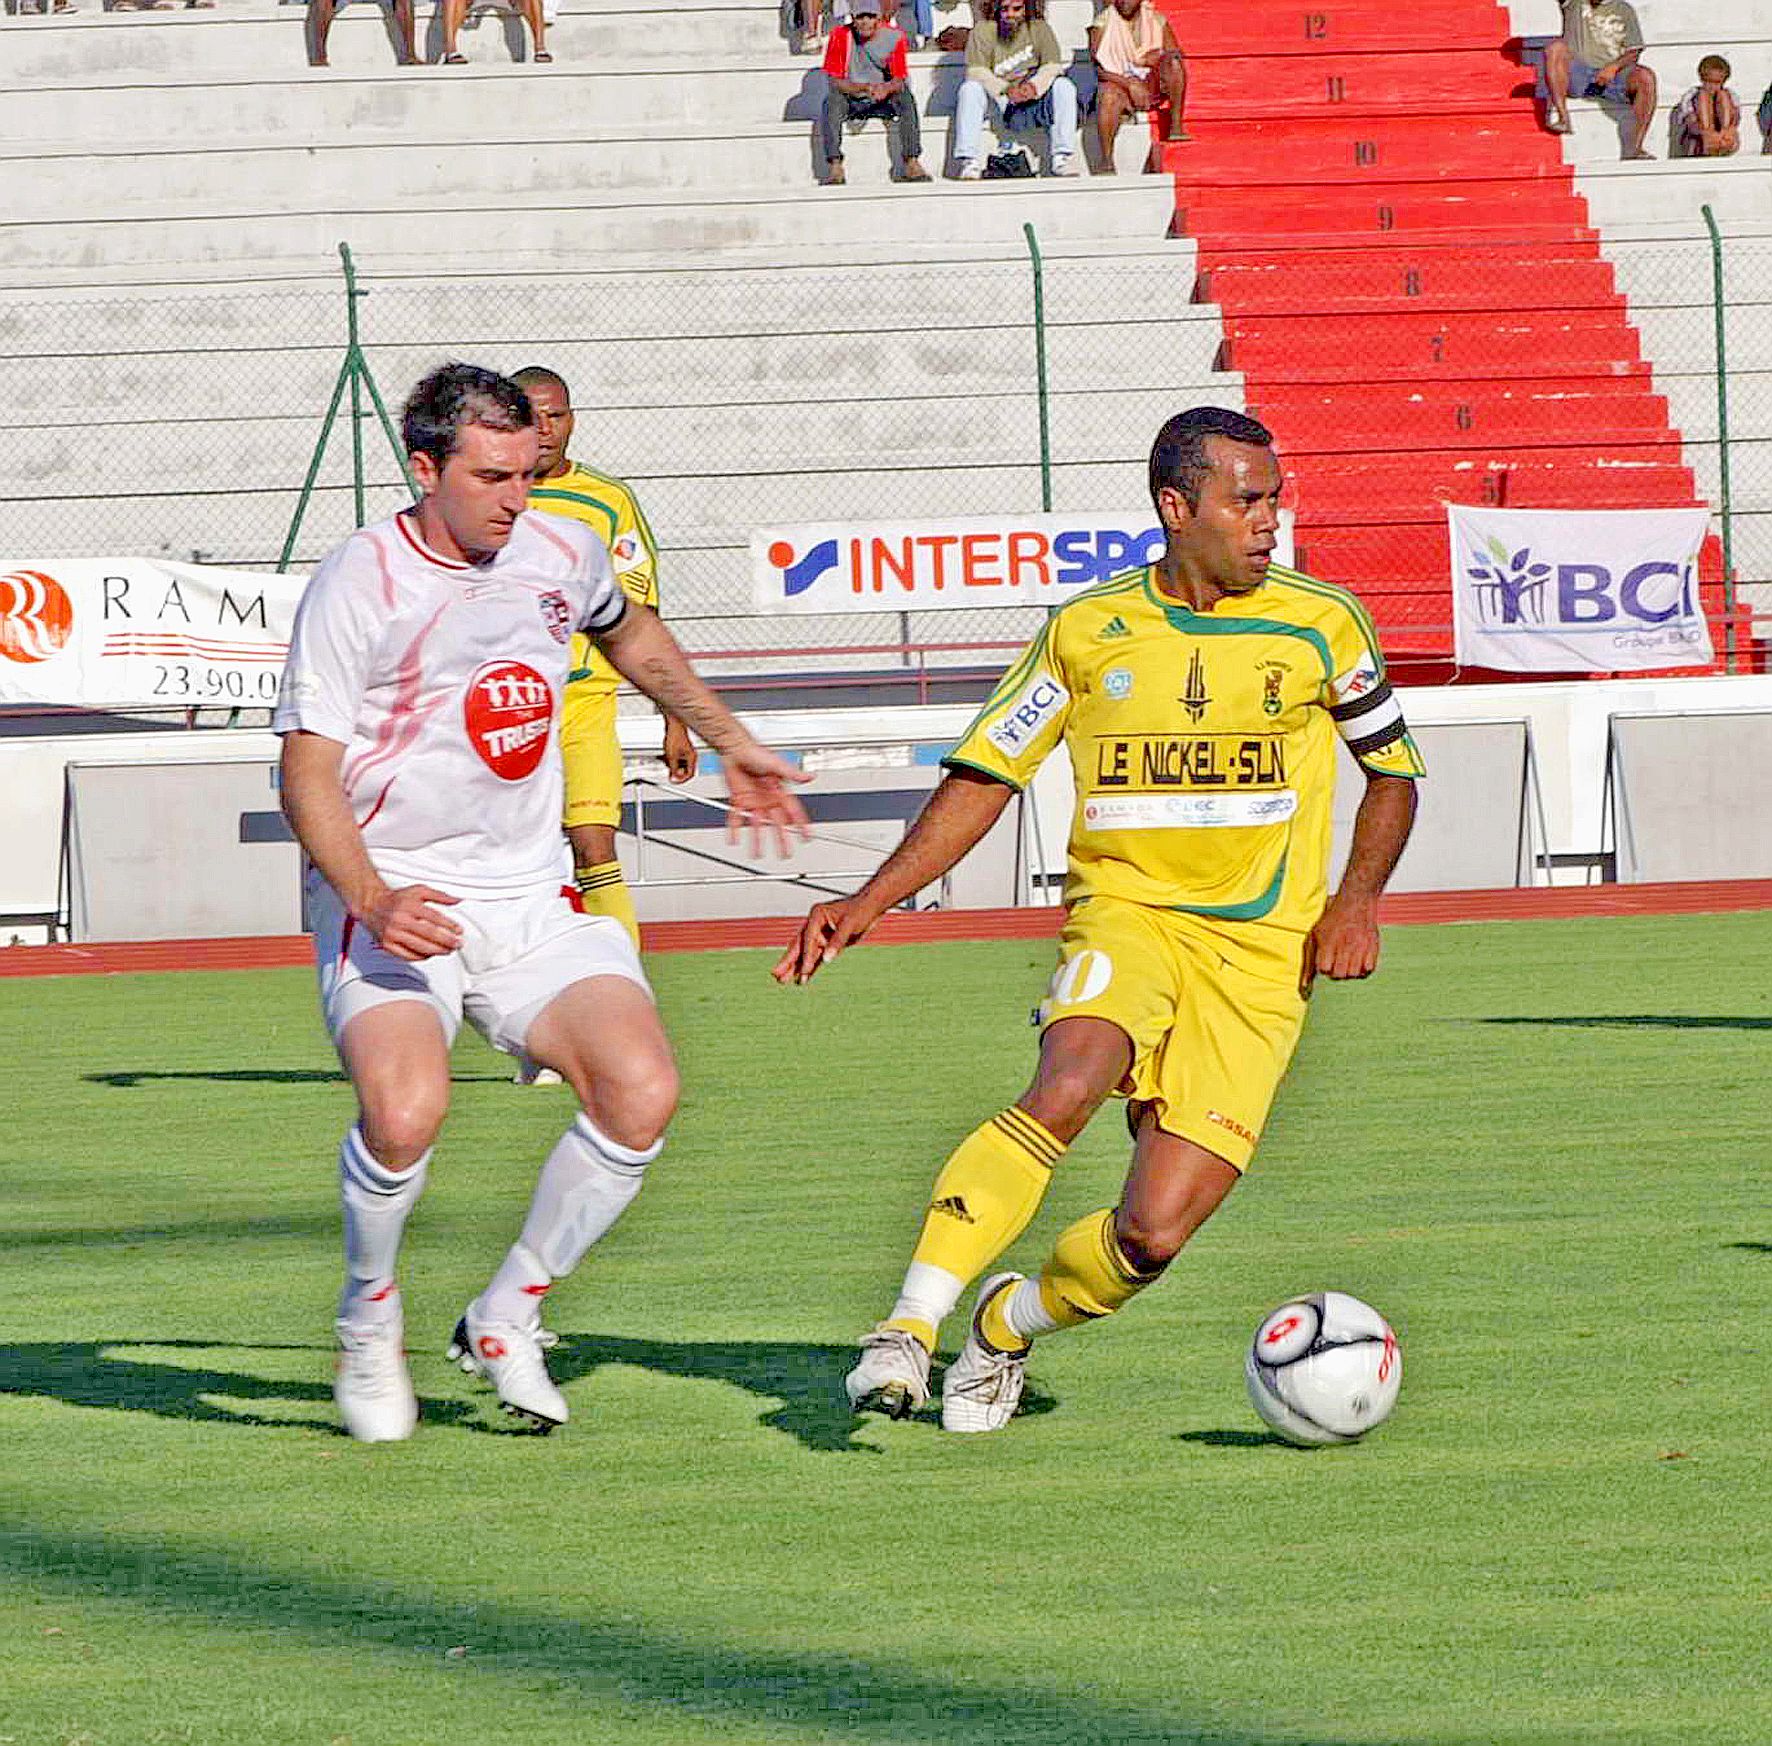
left=528, top=460, right=660, bottom=697
left=945, top=563, right=1426, bottom=933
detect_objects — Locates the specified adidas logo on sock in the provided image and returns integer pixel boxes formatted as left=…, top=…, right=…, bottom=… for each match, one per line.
left=930, top=1195, right=976, bottom=1223
left=1098, top=615, right=1131, bottom=640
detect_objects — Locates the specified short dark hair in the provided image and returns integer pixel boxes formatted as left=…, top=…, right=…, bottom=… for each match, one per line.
left=511, top=364, right=570, bottom=401
left=401, top=363, right=533, bottom=467
left=1148, top=407, right=1274, bottom=512
left=1698, top=53, right=1731, bottom=80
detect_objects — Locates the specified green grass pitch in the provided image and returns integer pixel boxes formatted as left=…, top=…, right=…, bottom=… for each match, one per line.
left=1, top=913, right=1769, bottom=1745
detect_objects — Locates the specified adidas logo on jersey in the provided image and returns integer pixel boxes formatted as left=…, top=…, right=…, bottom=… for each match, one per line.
left=1098, top=615, right=1132, bottom=640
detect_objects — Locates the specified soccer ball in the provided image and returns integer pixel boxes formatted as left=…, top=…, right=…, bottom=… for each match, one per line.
left=1244, top=1290, right=1401, bottom=1446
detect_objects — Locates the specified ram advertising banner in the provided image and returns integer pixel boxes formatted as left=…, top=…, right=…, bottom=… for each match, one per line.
left=0, top=558, right=302, bottom=710
left=1448, top=504, right=1713, bottom=673
left=751, top=512, right=1295, bottom=615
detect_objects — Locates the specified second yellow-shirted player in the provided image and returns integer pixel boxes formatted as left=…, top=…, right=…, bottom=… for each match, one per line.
left=776, top=406, right=1425, bottom=1435
left=513, top=367, right=697, bottom=947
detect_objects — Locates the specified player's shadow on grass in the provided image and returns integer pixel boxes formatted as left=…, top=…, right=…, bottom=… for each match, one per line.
left=547, top=1333, right=1056, bottom=1454
left=1727, top=1241, right=1772, bottom=1254
left=1478, top=1014, right=1772, bottom=1031
left=0, top=1339, right=478, bottom=1436
left=85, top=1069, right=508, bottom=1087
left=0, top=1523, right=1379, bottom=1746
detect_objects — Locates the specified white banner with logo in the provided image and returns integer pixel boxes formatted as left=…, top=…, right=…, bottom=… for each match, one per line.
left=0, top=558, right=303, bottom=710
left=1448, top=505, right=1713, bottom=673
left=751, top=511, right=1294, bottom=615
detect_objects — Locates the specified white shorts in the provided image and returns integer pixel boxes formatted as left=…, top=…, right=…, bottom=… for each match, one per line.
left=307, top=871, right=651, bottom=1058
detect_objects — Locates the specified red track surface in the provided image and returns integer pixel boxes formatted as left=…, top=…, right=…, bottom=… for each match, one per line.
left=4, top=882, right=1770, bottom=978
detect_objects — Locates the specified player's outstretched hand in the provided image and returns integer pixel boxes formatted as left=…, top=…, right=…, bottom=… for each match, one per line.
left=662, top=718, right=698, bottom=785
left=364, top=884, right=462, bottom=962
left=1301, top=893, right=1380, bottom=995
left=772, top=896, right=877, bottom=985
left=724, top=742, right=812, bottom=859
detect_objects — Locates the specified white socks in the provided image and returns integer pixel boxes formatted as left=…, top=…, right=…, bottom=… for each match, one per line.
left=477, top=1113, right=660, bottom=1326
left=889, top=1260, right=967, bottom=1341
left=1001, top=1276, right=1061, bottom=1342
left=337, top=1125, right=429, bottom=1326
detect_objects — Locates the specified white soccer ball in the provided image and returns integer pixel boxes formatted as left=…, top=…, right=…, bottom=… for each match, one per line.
left=1244, top=1290, right=1401, bottom=1446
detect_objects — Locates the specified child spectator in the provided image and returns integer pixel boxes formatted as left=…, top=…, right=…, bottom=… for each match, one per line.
left=1673, top=56, right=1741, bottom=157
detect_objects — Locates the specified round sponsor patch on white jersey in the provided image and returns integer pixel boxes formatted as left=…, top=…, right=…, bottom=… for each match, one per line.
left=464, top=660, right=554, bottom=781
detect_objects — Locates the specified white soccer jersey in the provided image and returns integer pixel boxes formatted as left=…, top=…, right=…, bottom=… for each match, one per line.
left=274, top=508, right=627, bottom=897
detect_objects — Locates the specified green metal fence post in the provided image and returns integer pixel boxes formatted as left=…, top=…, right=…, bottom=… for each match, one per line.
left=1022, top=221, right=1053, bottom=514
left=277, top=243, right=418, bottom=572
left=1701, top=204, right=1736, bottom=673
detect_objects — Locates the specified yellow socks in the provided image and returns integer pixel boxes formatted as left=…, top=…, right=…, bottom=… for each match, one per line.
left=575, top=860, right=640, bottom=948
left=882, top=1107, right=1065, bottom=1351
left=1031, top=1208, right=1161, bottom=1333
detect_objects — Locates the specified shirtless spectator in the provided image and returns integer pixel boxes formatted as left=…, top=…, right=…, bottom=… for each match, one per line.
left=1543, top=0, right=1657, bottom=161
left=1089, top=0, right=1187, bottom=175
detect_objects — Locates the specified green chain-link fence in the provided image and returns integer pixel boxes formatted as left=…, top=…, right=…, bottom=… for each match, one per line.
left=1, top=218, right=1764, bottom=677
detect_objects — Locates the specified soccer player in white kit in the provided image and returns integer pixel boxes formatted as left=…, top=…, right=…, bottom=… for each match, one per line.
left=275, top=364, right=809, bottom=1441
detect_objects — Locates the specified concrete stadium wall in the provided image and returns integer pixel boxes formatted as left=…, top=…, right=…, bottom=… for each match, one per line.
left=8, top=675, right=1772, bottom=943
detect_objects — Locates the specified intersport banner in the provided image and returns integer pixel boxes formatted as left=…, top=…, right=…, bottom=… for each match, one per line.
left=1448, top=505, right=1713, bottom=673
left=0, top=558, right=301, bottom=709
left=751, top=511, right=1295, bottom=615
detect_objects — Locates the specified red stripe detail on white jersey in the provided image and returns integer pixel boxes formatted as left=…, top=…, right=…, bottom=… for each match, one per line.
left=368, top=528, right=400, bottom=610
left=343, top=601, right=450, bottom=795
left=395, top=509, right=471, bottom=572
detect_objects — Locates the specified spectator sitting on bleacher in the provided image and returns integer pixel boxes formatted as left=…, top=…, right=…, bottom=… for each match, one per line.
left=307, top=0, right=418, bottom=65
left=1672, top=56, right=1741, bottom=158
left=1761, top=83, right=1772, bottom=154
left=1089, top=0, right=1187, bottom=175
left=819, top=0, right=931, bottom=185
left=953, top=0, right=1081, bottom=180
left=1542, top=0, right=1657, bottom=161
left=438, top=0, right=549, bottom=63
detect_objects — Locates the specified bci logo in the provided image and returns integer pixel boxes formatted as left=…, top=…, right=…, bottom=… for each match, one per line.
left=1465, top=540, right=1696, bottom=626
left=768, top=526, right=1166, bottom=598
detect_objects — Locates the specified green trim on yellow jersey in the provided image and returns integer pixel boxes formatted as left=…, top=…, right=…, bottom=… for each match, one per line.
left=941, top=751, right=1027, bottom=791
left=1170, top=855, right=1288, bottom=922
left=529, top=485, right=622, bottom=543
left=1136, top=570, right=1335, bottom=677
left=1265, top=564, right=1386, bottom=662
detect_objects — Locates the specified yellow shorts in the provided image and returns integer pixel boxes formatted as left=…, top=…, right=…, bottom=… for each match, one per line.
left=1038, top=896, right=1308, bottom=1171
left=560, top=684, right=624, bottom=830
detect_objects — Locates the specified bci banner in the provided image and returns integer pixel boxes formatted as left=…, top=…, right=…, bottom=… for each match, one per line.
left=1448, top=505, right=1713, bottom=673
left=0, top=558, right=301, bottom=710
left=751, top=513, right=1295, bottom=615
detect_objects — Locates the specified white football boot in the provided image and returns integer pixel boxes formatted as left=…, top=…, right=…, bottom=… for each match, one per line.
left=448, top=1306, right=568, bottom=1431
left=843, top=1325, right=932, bottom=1419
left=334, top=1316, right=419, bottom=1443
left=941, top=1272, right=1029, bottom=1433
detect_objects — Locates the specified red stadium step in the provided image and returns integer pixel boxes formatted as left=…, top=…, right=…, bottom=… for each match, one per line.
left=1175, top=11, right=1523, bottom=57
left=1197, top=251, right=1620, bottom=313
left=1293, top=464, right=1699, bottom=523
left=1160, top=120, right=1565, bottom=183
left=1249, top=392, right=1673, bottom=451
left=1182, top=178, right=1585, bottom=228
left=1187, top=50, right=1523, bottom=113
left=1224, top=310, right=1644, bottom=380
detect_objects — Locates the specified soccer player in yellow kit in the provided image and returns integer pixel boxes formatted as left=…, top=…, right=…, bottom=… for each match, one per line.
left=775, top=407, right=1425, bottom=1432
left=514, top=366, right=696, bottom=946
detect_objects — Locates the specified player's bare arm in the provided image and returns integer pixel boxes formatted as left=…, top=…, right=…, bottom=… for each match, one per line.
left=596, top=603, right=810, bottom=854
left=278, top=729, right=462, bottom=962
left=773, top=767, right=1015, bottom=986
left=1303, top=771, right=1417, bottom=992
